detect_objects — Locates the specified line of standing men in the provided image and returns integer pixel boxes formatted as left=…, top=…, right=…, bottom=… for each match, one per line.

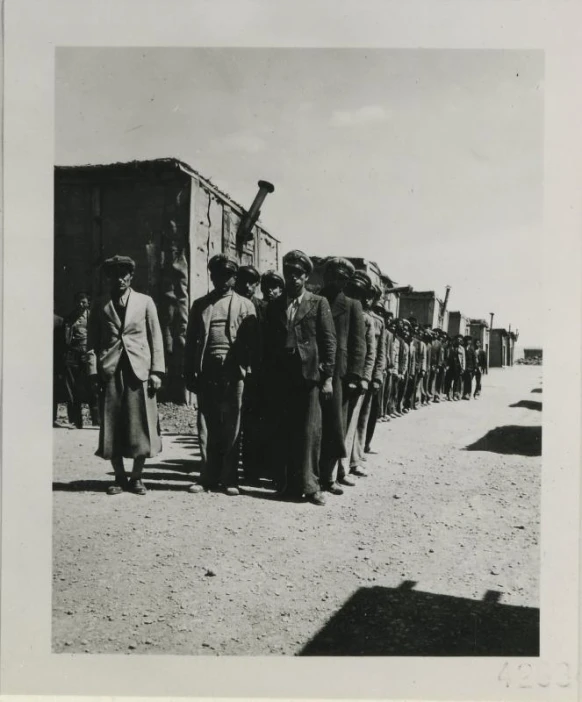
left=84, top=252, right=486, bottom=501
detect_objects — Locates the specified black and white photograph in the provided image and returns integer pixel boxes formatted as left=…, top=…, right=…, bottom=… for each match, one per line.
left=52, top=47, right=543, bottom=656
left=2, top=1, right=581, bottom=699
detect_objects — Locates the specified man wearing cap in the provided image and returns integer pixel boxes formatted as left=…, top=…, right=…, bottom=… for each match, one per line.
left=349, top=281, right=383, bottom=475
left=445, top=335, right=466, bottom=400
left=379, top=310, right=395, bottom=422
left=429, top=329, right=443, bottom=402
left=462, top=336, right=476, bottom=400
left=473, top=339, right=486, bottom=397
left=395, top=319, right=411, bottom=415
left=262, top=250, right=336, bottom=506
left=234, top=264, right=264, bottom=484
left=337, top=271, right=377, bottom=485
left=318, top=257, right=366, bottom=496
left=86, top=255, right=165, bottom=495
left=235, top=264, right=262, bottom=309
left=184, top=254, right=258, bottom=496
left=364, top=290, right=387, bottom=453
left=386, top=317, right=401, bottom=418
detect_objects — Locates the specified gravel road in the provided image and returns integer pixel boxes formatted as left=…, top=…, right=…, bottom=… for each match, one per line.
left=53, top=366, right=541, bottom=656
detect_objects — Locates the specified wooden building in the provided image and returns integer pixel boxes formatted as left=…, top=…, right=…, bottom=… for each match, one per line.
left=490, top=328, right=518, bottom=368
left=54, top=158, right=280, bottom=399
left=398, top=291, right=449, bottom=329
left=447, top=311, right=471, bottom=338
left=307, top=256, right=402, bottom=316
left=468, top=318, right=491, bottom=370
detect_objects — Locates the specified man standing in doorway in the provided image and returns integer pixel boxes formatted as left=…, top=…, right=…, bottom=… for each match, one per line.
left=86, top=255, right=165, bottom=496
left=262, top=250, right=336, bottom=506
left=184, top=254, right=258, bottom=495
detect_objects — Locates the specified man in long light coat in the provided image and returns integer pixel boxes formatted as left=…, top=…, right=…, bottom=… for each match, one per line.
left=87, top=255, right=165, bottom=496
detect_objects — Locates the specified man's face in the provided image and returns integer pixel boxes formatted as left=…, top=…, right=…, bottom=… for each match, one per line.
left=76, top=295, right=90, bottom=311
left=211, top=269, right=236, bottom=294
left=284, top=265, right=307, bottom=297
left=324, top=268, right=350, bottom=292
left=109, top=268, right=133, bottom=296
left=475, top=341, right=481, bottom=350
left=263, top=283, right=283, bottom=302
left=236, top=276, right=259, bottom=299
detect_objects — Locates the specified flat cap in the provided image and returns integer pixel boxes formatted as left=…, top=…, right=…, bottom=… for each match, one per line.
left=261, top=270, right=284, bottom=287
left=208, top=253, right=238, bottom=274
left=103, top=255, right=136, bottom=272
left=238, top=264, right=260, bottom=282
left=372, top=301, right=386, bottom=314
left=324, top=257, right=355, bottom=278
left=283, top=250, right=313, bottom=274
left=349, top=271, right=373, bottom=293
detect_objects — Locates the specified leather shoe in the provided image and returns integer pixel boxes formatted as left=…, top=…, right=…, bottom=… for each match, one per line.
left=351, top=467, right=368, bottom=477
left=128, top=479, right=147, bottom=495
left=308, top=491, right=326, bottom=506
left=338, top=476, right=356, bottom=487
left=324, top=483, right=344, bottom=495
left=106, top=484, right=125, bottom=496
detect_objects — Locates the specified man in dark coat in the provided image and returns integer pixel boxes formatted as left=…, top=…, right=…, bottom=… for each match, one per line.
left=184, top=255, right=258, bottom=495
left=474, top=339, right=486, bottom=397
left=364, top=293, right=387, bottom=452
left=337, top=271, right=376, bottom=485
left=262, top=250, right=336, bottom=506
left=462, top=336, right=476, bottom=400
left=234, top=265, right=264, bottom=484
left=86, top=255, right=165, bottom=496
left=318, top=257, right=366, bottom=496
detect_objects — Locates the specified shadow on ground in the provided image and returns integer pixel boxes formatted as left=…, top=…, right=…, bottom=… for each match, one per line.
left=300, top=581, right=539, bottom=656
left=531, top=388, right=542, bottom=394
left=510, top=400, right=542, bottom=411
left=465, top=426, right=541, bottom=457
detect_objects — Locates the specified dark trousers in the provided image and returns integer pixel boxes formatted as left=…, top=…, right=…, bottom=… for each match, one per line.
left=320, top=372, right=349, bottom=488
left=364, top=390, right=380, bottom=450
left=382, top=373, right=392, bottom=416
left=240, top=376, right=264, bottom=482
left=267, top=353, right=321, bottom=497
left=396, top=374, right=408, bottom=413
left=445, top=366, right=463, bottom=398
left=474, top=369, right=483, bottom=396
left=64, top=348, right=100, bottom=427
left=405, top=372, right=419, bottom=408
left=434, top=365, right=446, bottom=397
left=463, top=370, right=475, bottom=398
left=196, top=356, right=244, bottom=489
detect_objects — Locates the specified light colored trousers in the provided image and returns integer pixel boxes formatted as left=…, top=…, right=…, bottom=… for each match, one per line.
left=336, top=391, right=366, bottom=480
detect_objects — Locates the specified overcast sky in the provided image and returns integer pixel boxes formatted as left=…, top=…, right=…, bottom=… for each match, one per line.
left=56, top=48, right=543, bottom=346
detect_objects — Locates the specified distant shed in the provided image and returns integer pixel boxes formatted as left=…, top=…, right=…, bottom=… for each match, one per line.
left=54, top=158, right=280, bottom=400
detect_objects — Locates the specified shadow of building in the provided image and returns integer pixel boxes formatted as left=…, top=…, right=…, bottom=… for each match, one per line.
left=300, top=581, right=539, bottom=656
left=510, top=400, right=542, bottom=411
left=465, top=425, right=541, bottom=457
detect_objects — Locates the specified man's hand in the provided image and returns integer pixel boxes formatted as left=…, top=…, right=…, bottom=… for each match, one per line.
left=371, top=380, right=382, bottom=394
left=148, top=375, right=162, bottom=393
left=89, top=374, right=101, bottom=394
left=359, top=378, right=369, bottom=393
left=184, top=376, right=198, bottom=394
left=346, top=380, right=359, bottom=394
left=321, top=377, right=333, bottom=400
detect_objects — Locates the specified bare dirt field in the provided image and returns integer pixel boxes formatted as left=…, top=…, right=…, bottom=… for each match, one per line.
left=53, top=366, right=541, bottom=656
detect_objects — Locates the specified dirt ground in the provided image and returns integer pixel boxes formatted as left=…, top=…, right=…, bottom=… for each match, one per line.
left=53, top=366, right=541, bottom=656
